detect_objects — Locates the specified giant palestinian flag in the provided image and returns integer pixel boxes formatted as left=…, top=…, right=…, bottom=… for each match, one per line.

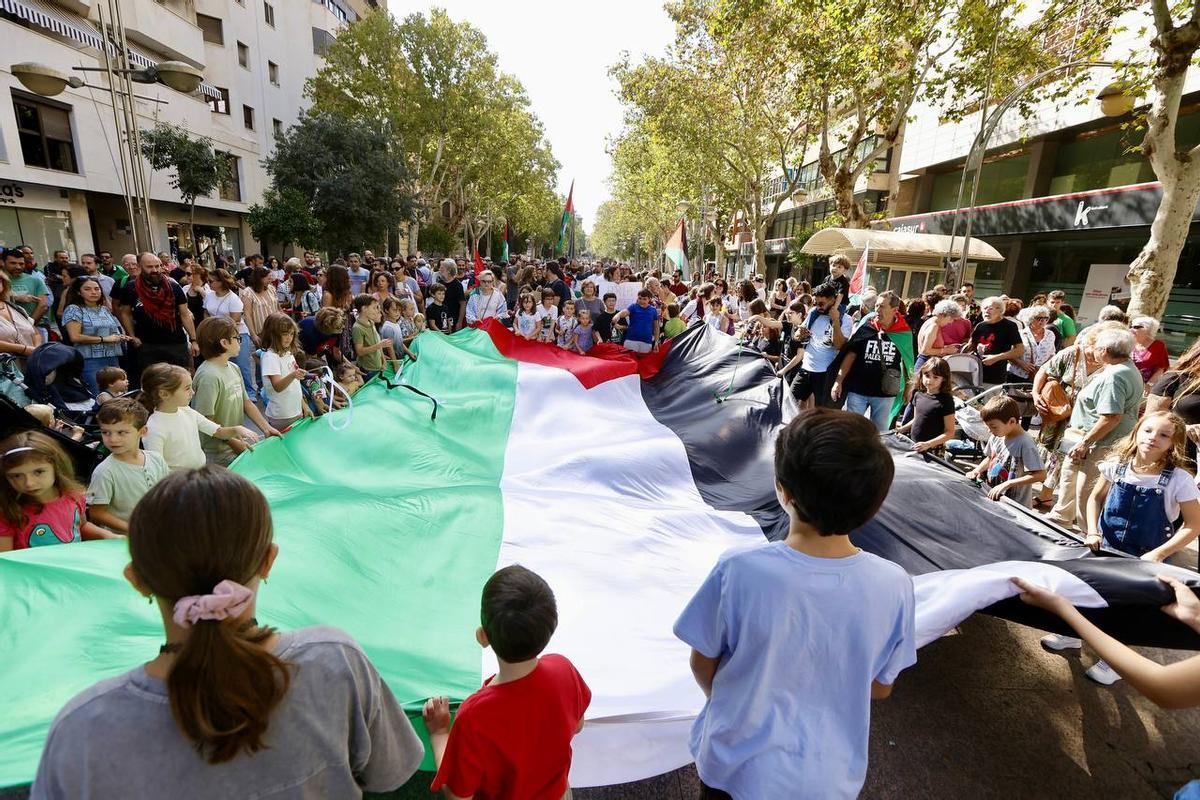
left=2, top=322, right=1199, bottom=789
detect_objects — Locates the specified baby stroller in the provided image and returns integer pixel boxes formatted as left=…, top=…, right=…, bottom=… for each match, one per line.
left=0, top=393, right=102, bottom=480
left=23, top=343, right=99, bottom=429
left=943, top=352, right=985, bottom=398
left=940, top=351, right=1036, bottom=463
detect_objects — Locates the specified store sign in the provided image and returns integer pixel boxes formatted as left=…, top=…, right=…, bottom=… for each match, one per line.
left=884, top=181, right=1190, bottom=237
left=0, top=183, right=27, bottom=205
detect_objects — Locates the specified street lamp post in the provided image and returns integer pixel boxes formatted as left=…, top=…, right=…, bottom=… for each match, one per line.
left=944, top=60, right=1132, bottom=287
left=11, top=1, right=204, bottom=252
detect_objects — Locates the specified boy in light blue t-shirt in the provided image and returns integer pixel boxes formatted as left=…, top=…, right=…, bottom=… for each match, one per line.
left=674, top=408, right=916, bottom=800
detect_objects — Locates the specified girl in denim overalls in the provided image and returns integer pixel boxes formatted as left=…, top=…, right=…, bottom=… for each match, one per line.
left=1085, top=412, right=1200, bottom=563
left=1043, top=412, right=1200, bottom=685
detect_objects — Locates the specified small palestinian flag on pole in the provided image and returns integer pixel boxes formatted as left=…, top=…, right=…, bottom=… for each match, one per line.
left=664, top=217, right=689, bottom=274
left=556, top=180, right=575, bottom=256
left=849, top=243, right=869, bottom=296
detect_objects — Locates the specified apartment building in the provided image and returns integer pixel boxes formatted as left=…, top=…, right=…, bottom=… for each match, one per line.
left=0, top=0, right=371, bottom=266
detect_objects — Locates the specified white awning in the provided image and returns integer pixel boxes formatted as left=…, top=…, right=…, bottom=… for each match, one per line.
left=2, top=0, right=103, bottom=49
left=800, top=227, right=1006, bottom=261
left=2, top=0, right=221, bottom=101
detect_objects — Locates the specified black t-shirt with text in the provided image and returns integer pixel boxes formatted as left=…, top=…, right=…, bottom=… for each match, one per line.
left=426, top=302, right=454, bottom=333
left=117, top=280, right=187, bottom=345
left=971, top=318, right=1022, bottom=384
left=844, top=329, right=904, bottom=397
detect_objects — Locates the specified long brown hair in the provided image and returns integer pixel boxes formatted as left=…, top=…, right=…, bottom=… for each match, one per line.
left=259, top=312, right=299, bottom=356
left=325, top=265, right=351, bottom=307
left=917, top=356, right=954, bottom=398
left=0, top=430, right=82, bottom=526
left=129, top=467, right=289, bottom=763
left=1170, top=337, right=1200, bottom=403
left=1105, top=410, right=1192, bottom=473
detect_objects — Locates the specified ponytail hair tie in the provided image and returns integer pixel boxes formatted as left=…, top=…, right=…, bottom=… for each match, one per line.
left=172, top=580, right=255, bottom=628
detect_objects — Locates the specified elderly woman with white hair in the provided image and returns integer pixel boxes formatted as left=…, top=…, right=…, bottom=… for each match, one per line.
left=914, top=299, right=966, bottom=371
left=1046, top=327, right=1145, bottom=530
left=1130, top=315, right=1169, bottom=386
left=1009, top=304, right=1059, bottom=380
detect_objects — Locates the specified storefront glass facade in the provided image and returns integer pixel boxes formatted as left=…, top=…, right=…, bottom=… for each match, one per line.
left=0, top=207, right=75, bottom=262
left=167, top=222, right=242, bottom=266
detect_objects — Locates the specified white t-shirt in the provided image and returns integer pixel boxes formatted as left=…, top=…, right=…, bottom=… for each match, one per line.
left=534, top=305, right=558, bottom=341
left=203, top=290, right=249, bottom=335
left=801, top=312, right=855, bottom=373
left=261, top=349, right=303, bottom=419
left=143, top=407, right=220, bottom=471
left=1099, top=460, right=1200, bottom=522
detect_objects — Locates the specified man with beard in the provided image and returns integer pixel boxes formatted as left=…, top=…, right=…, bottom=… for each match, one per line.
left=115, top=252, right=199, bottom=372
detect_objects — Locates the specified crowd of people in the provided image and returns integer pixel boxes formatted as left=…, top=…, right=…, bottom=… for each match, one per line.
left=2, top=242, right=1200, bottom=799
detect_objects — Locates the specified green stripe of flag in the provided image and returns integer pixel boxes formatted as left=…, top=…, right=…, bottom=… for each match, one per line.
left=0, top=328, right=518, bottom=785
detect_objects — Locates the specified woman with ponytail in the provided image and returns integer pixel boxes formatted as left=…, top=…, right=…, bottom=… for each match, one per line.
left=32, top=467, right=423, bottom=799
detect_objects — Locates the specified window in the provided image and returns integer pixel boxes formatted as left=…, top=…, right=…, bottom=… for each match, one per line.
left=13, top=95, right=77, bottom=173
left=272, top=118, right=282, bottom=137
left=242, top=104, right=254, bottom=130
left=263, top=1, right=274, bottom=26
left=312, top=27, right=335, bottom=56
left=268, top=61, right=279, bottom=85
left=207, top=86, right=230, bottom=114
left=196, top=13, right=224, bottom=45
left=218, top=153, right=241, bottom=201
left=237, top=41, right=249, bottom=68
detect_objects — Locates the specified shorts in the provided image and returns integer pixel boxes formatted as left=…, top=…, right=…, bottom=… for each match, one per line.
left=791, top=368, right=833, bottom=406
left=624, top=339, right=653, bottom=354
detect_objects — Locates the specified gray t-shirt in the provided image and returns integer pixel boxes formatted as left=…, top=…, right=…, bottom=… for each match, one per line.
left=32, top=626, right=423, bottom=799
left=983, top=431, right=1044, bottom=507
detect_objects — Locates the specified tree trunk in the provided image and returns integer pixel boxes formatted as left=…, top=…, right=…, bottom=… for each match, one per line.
left=754, top=220, right=769, bottom=279
left=1127, top=177, right=1200, bottom=319
left=1126, top=14, right=1200, bottom=320
left=833, top=167, right=870, bottom=229
left=408, top=220, right=420, bottom=256
left=188, top=201, right=197, bottom=259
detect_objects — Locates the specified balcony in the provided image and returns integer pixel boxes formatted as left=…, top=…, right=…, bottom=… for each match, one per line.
left=114, top=0, right=205, bottom=68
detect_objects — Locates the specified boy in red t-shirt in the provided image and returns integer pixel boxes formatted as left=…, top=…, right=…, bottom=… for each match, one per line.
left=423, top=565, right=591, bottom=800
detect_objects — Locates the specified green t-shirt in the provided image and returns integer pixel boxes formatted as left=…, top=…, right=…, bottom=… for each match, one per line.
left=663, top=317, right=686, bottom=338
left=9, top=271, right=49, bottom=319
left=192, top=359, right=245, bottom=456
left=1070, top=360, right=1144, bottom=447
left=353, top=319, right=384, bottom=371
left=1055, top=311, right=1077, bottom=339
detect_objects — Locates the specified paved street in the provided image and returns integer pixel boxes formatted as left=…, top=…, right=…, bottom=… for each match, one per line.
left=360, top=612, right=1200, bottom=800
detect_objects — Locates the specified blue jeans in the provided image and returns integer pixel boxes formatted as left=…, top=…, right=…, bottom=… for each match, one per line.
left=845, top=392, right=894, bottom=432
left=236, top=332, right=256, bottom=400
left=81, top=355, right=119, bottom=396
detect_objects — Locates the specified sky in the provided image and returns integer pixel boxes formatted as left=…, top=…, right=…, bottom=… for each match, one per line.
left=385, top=1, right=676, bottom=232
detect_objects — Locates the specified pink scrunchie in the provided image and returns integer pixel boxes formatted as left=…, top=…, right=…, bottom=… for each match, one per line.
left=172, top=580, right=254, bottom=628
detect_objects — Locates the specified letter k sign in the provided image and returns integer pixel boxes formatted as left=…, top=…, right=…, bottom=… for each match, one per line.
left=1074, top=201, right=1109, bottom=227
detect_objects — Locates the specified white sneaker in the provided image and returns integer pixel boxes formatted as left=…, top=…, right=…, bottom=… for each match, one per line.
left=1085, top=659, right=1122, bottom=686
left=1041, top=634, right=1082, bottom=652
